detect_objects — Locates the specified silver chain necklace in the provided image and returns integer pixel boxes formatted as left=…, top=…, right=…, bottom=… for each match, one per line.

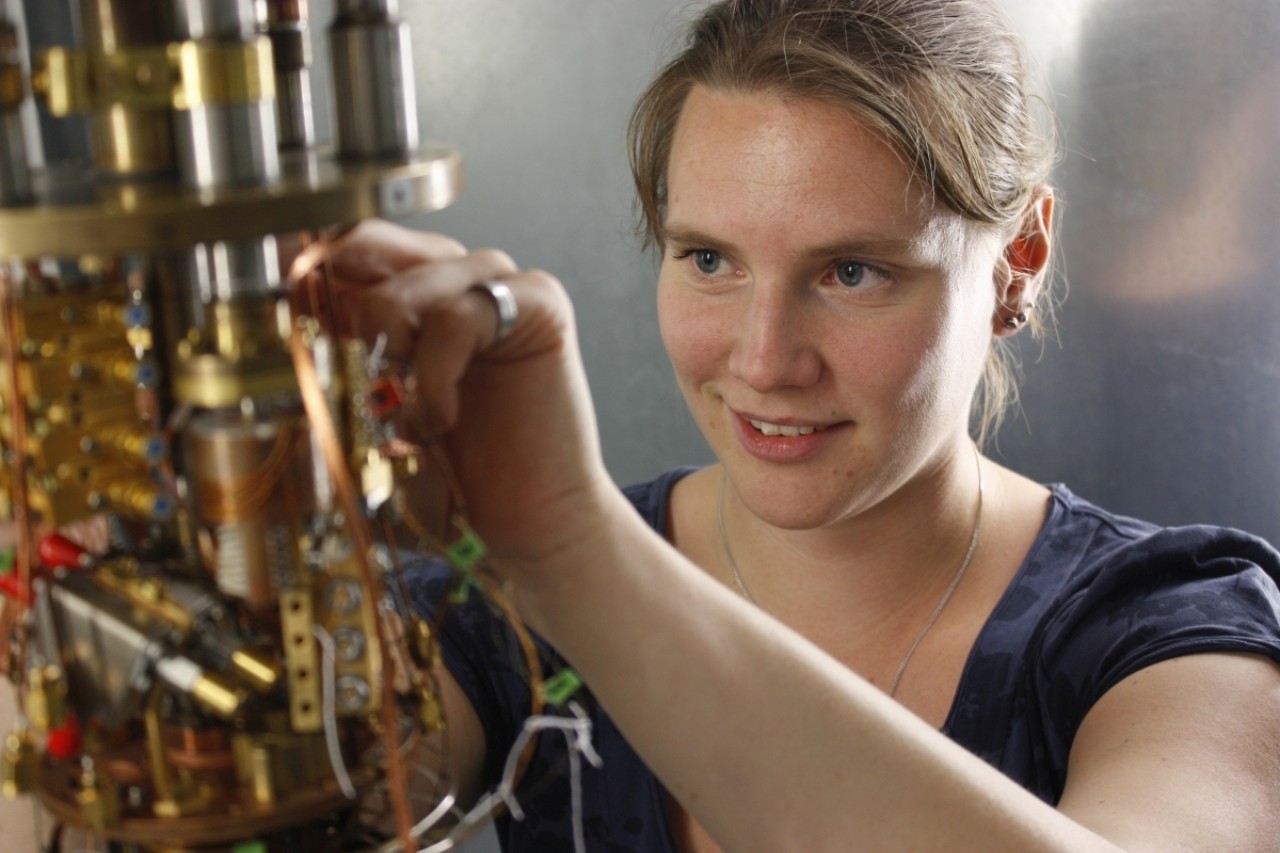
left=715, top=443, right=984, bottom=698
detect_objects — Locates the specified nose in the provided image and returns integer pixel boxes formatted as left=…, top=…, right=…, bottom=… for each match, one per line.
left=727, top=284, right=822, bottom=392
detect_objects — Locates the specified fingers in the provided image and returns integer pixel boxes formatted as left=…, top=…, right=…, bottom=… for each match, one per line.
left=396, top=267, right=571, bottom=434
left=353, top=247, right=519, bottom=362
left=315, top=220, right=469, bottom=285
left=301, top=222, right=577, bottom=442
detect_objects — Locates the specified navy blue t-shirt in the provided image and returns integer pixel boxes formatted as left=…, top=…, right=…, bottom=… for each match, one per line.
left=401, top=469, right=1280, bottom=851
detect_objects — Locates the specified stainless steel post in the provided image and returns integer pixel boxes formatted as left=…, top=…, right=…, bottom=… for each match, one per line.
left=171, top=0, right=281, bottom=311
left=0, top=1, right=31, bottom=206
left=171, top=0, right=279, bottom=190
left=265, top=0, right=315, bottom=150
left=329, top=0, right=419, bottom=160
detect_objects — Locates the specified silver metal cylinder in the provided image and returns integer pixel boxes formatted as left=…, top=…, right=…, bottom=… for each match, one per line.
left=171, top=0, right=279, bottom=190
left=173, top=101, right=281, bottom=190
left=265, top=0, right=315, bottom=150
left=186, top=236, right=282, bottom=305
left=274, top=66, right=314, bottom=150
left=328, top=3, right=419, bottom=160
left=172, top=0, right=259, bottom=40
left=0, top=11, right=31, bottom=206
left=171, top=0, right=282, bottom=313
left=0, top=109, right=30, bottom=206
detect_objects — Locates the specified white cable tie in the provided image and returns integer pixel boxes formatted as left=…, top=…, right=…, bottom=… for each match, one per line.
left=419, top=701, right=601, bottom=853
left=313, top=625, right=358, bottom=799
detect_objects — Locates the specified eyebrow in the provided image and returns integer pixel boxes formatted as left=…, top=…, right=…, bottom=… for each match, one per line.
left=662, top=224, right=918, bottom=259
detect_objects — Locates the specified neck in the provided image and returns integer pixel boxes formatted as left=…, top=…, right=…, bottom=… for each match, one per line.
left=716, top=437, right=985, bottom=618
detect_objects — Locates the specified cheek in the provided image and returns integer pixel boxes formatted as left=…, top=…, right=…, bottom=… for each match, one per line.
left=657, top=275, right=727, bottom=390
left=824, top=307, right=973, bottom=424
left=889, top=289, right=993, bottom=422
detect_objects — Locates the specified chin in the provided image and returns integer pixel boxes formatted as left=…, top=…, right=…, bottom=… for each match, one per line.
left=730, top=474, right=858, bottom=531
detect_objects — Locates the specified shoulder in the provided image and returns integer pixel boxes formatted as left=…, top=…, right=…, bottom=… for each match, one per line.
left=952, top=486, right=1280, bottom=799
left=620, top=466, right=702, bottom=535
left=1031, top=484, right=1280, bottom=596
left=1029, top=484, right=1280, bottom=718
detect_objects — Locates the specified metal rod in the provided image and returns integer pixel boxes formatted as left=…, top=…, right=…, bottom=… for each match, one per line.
left=329, top=0, right=418, bottom=160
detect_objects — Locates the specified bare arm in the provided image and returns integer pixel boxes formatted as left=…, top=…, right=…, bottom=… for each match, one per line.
left=510, top=489, right=1119, bottom=852
left=1059, top=653, right=1280, bottom=852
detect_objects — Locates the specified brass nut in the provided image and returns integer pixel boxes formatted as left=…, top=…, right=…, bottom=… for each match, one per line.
left=170, top=37, right=275, bottom=111
left=0, top=62, right=25, bottom=110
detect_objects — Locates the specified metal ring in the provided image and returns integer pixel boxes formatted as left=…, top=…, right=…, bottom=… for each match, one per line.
left=469, top=281, right=518, bottom=346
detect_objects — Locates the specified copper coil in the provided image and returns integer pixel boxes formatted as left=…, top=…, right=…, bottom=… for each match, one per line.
left=164, top=724, right=235, bottom=773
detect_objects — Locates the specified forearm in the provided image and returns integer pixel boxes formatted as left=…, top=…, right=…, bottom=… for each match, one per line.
left=508, top=487, right=1121, bottom=853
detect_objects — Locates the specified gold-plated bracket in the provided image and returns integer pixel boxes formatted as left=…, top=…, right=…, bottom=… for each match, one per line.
left=33, top=47, right=91, bottom=116
left=280, top=588, right=321, bottom=734
left=0, top=147, right=463, bottom=257
left=170, top=37, right=275, bottom=110
left=0, top=60, right=23, bottom=110
left=35, top=38, right=276, bottom=117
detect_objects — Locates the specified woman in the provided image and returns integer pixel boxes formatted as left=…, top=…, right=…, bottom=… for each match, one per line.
left=332, top=0, right=1280, bottom=849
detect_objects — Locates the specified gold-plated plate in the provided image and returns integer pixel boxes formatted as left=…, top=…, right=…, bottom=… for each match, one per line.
left=0, top=146, right=462, bottom=257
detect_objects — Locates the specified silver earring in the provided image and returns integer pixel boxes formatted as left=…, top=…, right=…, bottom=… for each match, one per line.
left=1002, top=310, right=1029, bottom=330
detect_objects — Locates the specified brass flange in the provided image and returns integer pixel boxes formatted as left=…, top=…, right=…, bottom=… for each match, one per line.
left=0, top=147, right=463, bottom=257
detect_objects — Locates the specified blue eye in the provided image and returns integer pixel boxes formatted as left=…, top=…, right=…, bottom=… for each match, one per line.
left=693, top=250, right=722, bottom=275
left=835, top=261, right=868, bottom=288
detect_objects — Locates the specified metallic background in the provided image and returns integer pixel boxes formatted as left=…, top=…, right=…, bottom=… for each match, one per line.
left=383, top=0, right=1280, bottom=543
left=10, top=1, right=1278, bottom=850
left=381, top=0, right=1280, bottom=848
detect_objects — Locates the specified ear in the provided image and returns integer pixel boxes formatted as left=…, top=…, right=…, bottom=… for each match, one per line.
left=993, top=188, right=1054, bottom=337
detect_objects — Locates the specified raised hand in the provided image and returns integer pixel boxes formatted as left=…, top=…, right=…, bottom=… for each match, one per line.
left=317, top=220, right=612, bottom=571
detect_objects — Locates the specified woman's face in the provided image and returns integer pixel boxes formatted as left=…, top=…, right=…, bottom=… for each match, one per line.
left=657, top=86, right=1005, bottom=529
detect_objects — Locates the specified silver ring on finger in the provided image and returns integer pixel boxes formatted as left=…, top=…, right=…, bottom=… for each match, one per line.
left=469, top=280, right=519, bottom=346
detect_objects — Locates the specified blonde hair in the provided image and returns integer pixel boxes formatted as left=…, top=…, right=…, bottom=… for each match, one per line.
left=628, top=0, right=1057, bottom=442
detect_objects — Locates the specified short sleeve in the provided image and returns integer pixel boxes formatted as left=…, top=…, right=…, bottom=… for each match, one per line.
left=947, top=488, right=1280, bottom=804
left=1036, top=525, right=1280, bottom=752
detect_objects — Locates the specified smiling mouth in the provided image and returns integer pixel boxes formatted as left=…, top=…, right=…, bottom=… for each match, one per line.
left=747, top=418, right=828, bottom=437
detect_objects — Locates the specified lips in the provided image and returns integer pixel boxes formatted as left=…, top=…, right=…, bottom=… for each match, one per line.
left=746, top=418, right=826, bottom=437
left=731, top=410, right=843, bottom=462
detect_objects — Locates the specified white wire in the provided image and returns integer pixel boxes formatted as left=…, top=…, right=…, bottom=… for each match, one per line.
left=409, top=785, right=458, bottom=840
left=312, top=625, right=358, bottom=799
left=418, top=701, right=601, bottom=853
left=369, top=332, right=389, bottom=376
left=369, top=742, right=469, bottom=853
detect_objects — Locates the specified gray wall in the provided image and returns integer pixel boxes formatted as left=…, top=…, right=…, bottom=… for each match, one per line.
left=392, top=0, right=708, bottom=488
left=999, top=0, right=1280, bottom=542
left=374, top=0, right=1280, bottom=545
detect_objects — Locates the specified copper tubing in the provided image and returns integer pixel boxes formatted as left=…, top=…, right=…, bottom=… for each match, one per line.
left=290, top=320, right=413, bottom=847
left=0, top=272, right=32, bottom=604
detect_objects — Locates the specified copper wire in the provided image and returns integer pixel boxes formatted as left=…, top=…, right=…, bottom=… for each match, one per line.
left=289, top=232, right=551, bottom=845
left=379, top=524, right=459, bottom=834
left=0, top=271, right=33, bottom=607
left=475, top=574, right=545, bottom=788
left=194, top=426, right=301, bottom=524
left=290, top=323, right=414, bottom=849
